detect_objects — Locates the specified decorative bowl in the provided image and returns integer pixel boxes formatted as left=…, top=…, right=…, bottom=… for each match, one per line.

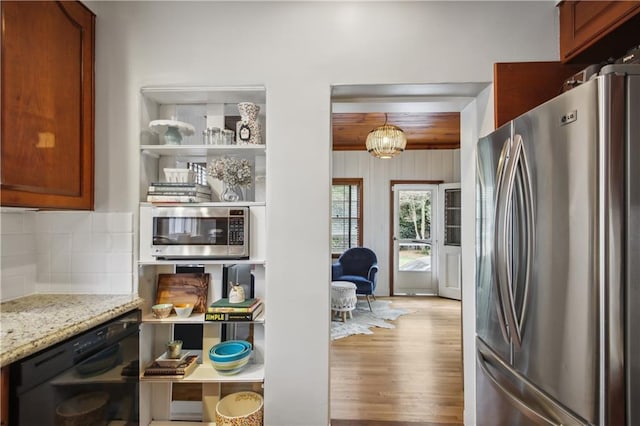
left=151, top=303, right=173, bottom=319
left=211, top=356, right=251, bottom=376
left=174, top=303, right=194, bottom=318
left=163, top=168, right=195, bottom=183
left=149, top=119, right=196, bottom=145
left=215, top=391, right=263, bottom=426
left=209, top=340, right=252, bottom=363
left=209, top=340, right=252, bottom=375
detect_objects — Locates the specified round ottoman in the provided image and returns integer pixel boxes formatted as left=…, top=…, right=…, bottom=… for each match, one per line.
left=331, top=281, right=357, bottom=322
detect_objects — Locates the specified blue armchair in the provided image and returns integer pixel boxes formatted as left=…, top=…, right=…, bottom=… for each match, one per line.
left=332, top=247, right=379, bottom=311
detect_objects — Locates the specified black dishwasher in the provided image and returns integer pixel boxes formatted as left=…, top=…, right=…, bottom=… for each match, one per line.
left=9, top=310, right=140, bottom=425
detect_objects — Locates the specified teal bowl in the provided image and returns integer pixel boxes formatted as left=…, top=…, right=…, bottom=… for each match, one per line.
left=209, top=340, right=252, bottom=363
left=211, top=354, right=251, bottom=375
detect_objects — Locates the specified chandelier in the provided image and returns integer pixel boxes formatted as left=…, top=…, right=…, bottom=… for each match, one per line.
left=365, top=113, right=407, bottom=159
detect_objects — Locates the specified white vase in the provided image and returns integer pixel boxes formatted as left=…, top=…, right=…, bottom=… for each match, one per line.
left=236, top=102, right=262, bottom=145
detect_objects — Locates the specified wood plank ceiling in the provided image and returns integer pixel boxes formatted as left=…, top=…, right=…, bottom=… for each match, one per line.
left=332, top=112, right=460, bottom=151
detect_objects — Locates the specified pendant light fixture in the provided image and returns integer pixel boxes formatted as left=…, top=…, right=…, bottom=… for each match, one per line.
left=365, top=113, right=407, bottom=159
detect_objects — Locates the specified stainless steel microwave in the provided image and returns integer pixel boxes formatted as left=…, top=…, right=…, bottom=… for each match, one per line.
left=147, top=206, right=249, bottom=259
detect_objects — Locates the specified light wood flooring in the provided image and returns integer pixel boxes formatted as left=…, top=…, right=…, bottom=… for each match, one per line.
left=330, top=296, right=464, bottom=425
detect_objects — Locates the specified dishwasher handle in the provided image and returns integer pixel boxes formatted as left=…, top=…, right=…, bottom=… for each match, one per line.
left=14, top=341, right=76, bottom=393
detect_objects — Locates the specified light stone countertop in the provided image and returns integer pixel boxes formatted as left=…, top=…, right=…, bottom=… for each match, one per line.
left=0, top=294, right=143, bottom=367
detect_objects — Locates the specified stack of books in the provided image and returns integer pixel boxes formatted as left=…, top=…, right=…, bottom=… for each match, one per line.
left=205, top=298, right=264, bottom=322
left=142, top=354, right=199, bottom=379
left=146, top=182, right=212, bottom=203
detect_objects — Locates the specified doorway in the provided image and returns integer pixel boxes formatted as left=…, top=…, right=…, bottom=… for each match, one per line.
left=329, top=82, right=485, bottom=424
left=391, top=182, right=439, bottom=296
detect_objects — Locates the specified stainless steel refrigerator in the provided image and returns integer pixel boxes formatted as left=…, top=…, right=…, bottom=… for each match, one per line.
left=475, top=64, right=639, bottom=426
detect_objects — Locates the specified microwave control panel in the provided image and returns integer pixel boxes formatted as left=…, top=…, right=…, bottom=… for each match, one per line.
left=229, top=210, right=246, bottom=245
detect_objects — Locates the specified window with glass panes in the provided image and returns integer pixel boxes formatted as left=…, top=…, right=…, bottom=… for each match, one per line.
left=332, top=178, right=363, bottom=256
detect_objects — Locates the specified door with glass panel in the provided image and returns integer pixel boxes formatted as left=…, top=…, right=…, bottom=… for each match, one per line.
left=392, top=184, right=438, bottom=295
left=437, top=183, right=462, bottom=300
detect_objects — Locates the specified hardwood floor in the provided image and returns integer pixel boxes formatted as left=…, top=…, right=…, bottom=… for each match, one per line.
left=330, top=296, right=463, bottom=425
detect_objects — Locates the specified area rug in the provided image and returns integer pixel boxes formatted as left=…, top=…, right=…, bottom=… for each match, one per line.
left=331, top=299, right=411, bottom=340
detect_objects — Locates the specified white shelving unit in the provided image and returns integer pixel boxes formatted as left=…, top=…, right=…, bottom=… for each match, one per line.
left=141, top=313, right=265, bottom=324
left=137, top=86, right=267, bottom=425
left=141, top=144, right=265, bottom=158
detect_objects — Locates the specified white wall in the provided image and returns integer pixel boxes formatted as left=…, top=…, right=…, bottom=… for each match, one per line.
left=87, top=2, right=560, bottom=424
left=460, top=84, right=494, bottom=426
left=332, top=149, right=460, bottom=296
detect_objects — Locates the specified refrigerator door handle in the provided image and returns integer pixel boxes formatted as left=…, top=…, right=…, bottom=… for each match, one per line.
left=513, top=133, right=535, bottom=338
left=496, top=134, right=534, bottom=348
left=493, top=136, right=513, bottom=344
left=477, top=344, right=573, bottom=426
left=496, top=135, right=522, bottom=346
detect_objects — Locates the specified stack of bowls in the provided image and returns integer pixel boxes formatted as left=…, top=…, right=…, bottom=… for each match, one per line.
left=209, top=340, right=252, bottom=375
left=215, top=391, right=263, bottom=426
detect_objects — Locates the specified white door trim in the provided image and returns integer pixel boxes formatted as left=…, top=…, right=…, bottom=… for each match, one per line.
left=437, top=183, right=462, bottom=300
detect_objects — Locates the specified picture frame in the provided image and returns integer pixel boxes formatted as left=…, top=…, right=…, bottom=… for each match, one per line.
left=156, top=273, right=210, bottom=313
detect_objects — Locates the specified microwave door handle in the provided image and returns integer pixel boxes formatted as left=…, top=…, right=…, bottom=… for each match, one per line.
left=493, top=137, right=513, bottom=344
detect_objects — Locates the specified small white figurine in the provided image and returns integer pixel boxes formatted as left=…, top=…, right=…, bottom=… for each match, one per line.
left=229, top=283, right=246, bottom=304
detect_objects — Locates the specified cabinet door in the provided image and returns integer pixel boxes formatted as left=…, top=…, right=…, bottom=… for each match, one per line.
left=559, top=0, right=640, bottom=63
left=1, top=366, right=7, bottom=426
left=493, top=62, right=585, bottom=128
left=1, top=1, right=95, bottom=209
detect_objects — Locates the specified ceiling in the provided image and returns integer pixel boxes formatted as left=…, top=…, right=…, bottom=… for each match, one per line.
left=331, top=82, right=490, bottom=151
left=332, top=112, right=460, bottom=150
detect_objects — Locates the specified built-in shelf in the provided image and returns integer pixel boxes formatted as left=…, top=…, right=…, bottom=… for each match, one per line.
left=139, top=201, right=265, bottom=208
left=141, top=85, right=266, bottom=105
left=138, top=84, right=267, bottom=425
left=138, top=259, right=265, bottom=266
left=140, top=362, right=264, bottom=384
left=141, top=144, right=265, bottom=158
left=142, top=313, right=265, bottom=324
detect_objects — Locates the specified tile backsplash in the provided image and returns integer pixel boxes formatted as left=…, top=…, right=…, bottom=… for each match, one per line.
left=1, top=211, right=134, bottom=301
left=0, top=211, right=37, bottom=301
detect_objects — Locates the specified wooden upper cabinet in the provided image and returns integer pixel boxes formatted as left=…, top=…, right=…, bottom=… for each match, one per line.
left=559, top=1, right=640, bottom=64
left=0, top=366, right=7, bottom=426
left=493, top=62, right=585, bottom=128
left=1, top=1, right=95, bottom=209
